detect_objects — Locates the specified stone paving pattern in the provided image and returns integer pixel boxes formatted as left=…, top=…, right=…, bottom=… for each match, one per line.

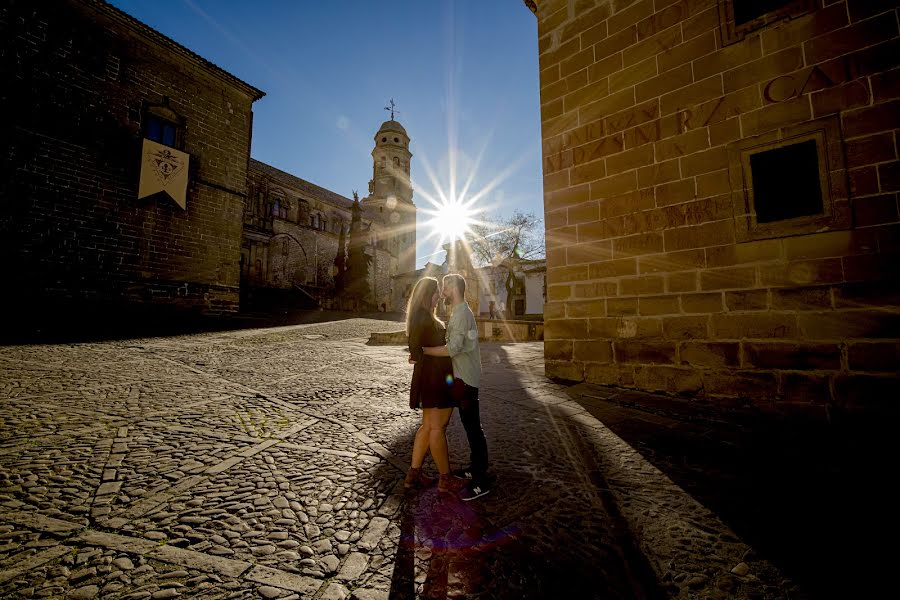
left=1, top=319, right=798, bottom=598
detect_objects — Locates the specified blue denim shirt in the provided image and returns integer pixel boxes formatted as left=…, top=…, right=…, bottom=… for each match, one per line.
left=446, top=301, right=481, bottom=388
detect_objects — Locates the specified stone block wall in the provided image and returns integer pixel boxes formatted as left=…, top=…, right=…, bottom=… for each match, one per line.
left=371, top=247, right=399, bottom=310
left=269, top=221, right=340, bottom=288
left=532, top=0, right=900, bottom=416
left=244, top=162, right=408, bottom=309
left=0, top=0, right=261, bottom=315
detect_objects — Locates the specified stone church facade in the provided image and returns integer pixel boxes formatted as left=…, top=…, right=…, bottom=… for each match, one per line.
left=528, top=0, right=900, bottom=415
left=242, top=119, right=417, bottom=312
left=243, top=159, right=352, bottom=297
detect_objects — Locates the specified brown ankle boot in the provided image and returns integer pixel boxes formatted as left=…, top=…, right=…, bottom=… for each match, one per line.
left=438, top=473, right=463, bottom=494
left=404, top=468, right=435, bottom=489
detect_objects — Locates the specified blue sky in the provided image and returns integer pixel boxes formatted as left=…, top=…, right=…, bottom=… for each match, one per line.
left=110, top=0, right=542, bottom=267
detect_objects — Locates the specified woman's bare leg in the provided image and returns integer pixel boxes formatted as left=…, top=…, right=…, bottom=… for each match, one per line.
left=410, top=410, right=431, bottom=469
left=426, top=408, right=453, bottom=474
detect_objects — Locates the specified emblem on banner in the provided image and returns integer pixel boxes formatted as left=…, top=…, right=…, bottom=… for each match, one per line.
left=138, top=138, right=190, bottom=210
left=150, top=147, right=185, bottom=183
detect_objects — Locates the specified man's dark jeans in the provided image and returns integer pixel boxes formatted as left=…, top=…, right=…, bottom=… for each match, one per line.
left=455, top=379, right=488, bottom=477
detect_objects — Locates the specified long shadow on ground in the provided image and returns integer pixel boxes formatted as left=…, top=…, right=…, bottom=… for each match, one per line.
left=567, top=386, right=893, bottom=600
left=377, top=344, right=664, bottom=600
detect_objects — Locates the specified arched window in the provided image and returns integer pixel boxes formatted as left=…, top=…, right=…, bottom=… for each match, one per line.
left=253, top=189, right=263, bottom=215
left=322, top=218, right=327, bottom=231
left=145, top=116, right=179, bottom=147
left=298, top=199, right=310, bottom=224
left=393, top=157, right=400, bottom=168
left=143, top=101, right=184, bottom=149
left=270, top=190, right=288, bottom=219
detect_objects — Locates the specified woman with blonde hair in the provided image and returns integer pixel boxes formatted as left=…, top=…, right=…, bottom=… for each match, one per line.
left=405, top=276, right=458, bottom=492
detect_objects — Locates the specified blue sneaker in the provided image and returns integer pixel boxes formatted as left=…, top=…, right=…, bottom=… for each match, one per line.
left=452, top=467, right=475, bottom=480
left=460, top=481, right=490, bottom=502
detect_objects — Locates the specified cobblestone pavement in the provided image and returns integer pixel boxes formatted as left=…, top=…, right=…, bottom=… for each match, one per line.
left=565, top=384, right=888, bottom=600
left=0, top=319, right=658, bottom=600
left=1, top=318, right=805, bottom=599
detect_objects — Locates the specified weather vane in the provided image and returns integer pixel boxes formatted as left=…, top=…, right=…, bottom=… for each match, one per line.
left=384, top=98, right=398, bottom=120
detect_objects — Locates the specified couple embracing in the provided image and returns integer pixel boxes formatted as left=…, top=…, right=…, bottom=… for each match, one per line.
left=404, top=273, right=490, bottom=501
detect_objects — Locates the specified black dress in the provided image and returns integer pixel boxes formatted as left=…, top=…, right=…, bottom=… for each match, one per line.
left=408, top=309, right=457, bottom=409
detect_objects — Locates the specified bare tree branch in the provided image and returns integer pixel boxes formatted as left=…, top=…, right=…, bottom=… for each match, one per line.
left=468, top=211, right=544, bottom=319
left=468, top=210, right=544, bottom=268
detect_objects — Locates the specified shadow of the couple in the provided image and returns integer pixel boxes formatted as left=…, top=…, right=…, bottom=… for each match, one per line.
left=369, top=343, right=665, bottom=600
left=389, top=486, right=515, bottom=600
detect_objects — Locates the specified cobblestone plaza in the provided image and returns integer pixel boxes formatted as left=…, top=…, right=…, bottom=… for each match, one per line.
left=2, top=318, right=810, bottom=599
left=1, top=319, right=671, bottom=600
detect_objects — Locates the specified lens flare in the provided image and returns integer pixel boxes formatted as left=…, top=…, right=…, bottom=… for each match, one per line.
left=424, top=200, right=477, bottom=245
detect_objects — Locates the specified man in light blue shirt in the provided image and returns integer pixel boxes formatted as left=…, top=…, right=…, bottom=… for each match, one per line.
left=423, top=273, right=490, bottom=501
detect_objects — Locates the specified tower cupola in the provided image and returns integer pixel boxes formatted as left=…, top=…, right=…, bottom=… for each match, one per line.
left=370, top=119, right=413, bottom=203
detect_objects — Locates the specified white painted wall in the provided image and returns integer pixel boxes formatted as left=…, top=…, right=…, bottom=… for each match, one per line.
left=475, top=266, right=545, bottom=316
left=525, top=272, right=545, bottom=314
left=476, top=267, right=505, bottom=316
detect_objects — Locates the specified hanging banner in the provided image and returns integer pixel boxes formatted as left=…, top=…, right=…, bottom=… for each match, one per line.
left=138, top=138, right=189, bottom=210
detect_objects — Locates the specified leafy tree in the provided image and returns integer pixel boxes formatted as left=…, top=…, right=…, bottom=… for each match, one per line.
left=345, top=192, right=371, bottom=308
left=469, top=210, right=544, bottom=318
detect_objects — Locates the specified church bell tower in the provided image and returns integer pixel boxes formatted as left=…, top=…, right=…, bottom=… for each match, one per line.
left=365, top=101, right=416, bottom=274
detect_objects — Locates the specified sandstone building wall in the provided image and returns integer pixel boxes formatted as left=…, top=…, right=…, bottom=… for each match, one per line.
left=0, top=0, right=263, bottom=315
left=531, top=0, right=900, bottom=416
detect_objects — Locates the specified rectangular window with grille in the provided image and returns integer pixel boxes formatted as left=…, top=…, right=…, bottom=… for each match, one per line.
left=733, top=0, right=792, bottom=25
left=749, top=140, right=823, bottom=224
left=727, top=116, right=849, bottom=241
left=719, top=0, right=815, bottom=45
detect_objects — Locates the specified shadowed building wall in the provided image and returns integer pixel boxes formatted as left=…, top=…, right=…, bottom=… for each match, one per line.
left=526, top=0, right=900, bottom=417
left=243, top=160, right=353, bottom=299
left=0, top=0, right=264, bottom=315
